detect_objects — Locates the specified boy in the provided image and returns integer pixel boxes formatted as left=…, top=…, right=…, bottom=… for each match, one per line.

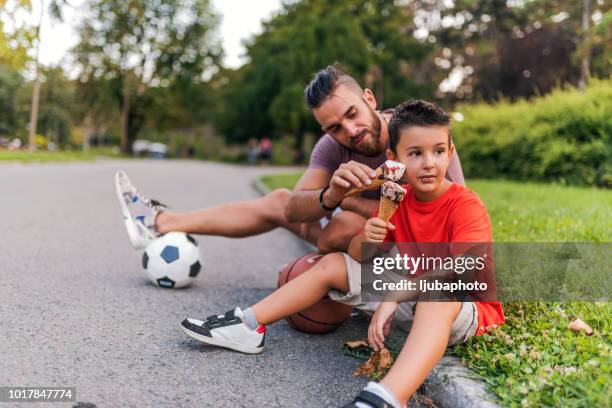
left=180, top=100, right=504, bottom=408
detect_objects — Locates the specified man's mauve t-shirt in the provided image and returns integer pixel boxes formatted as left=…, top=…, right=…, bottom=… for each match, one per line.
left=308, top=135, right=465, bottom=195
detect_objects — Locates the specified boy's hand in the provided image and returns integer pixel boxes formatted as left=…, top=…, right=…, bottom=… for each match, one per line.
left=368, top=302, right=398, bottom=351
left=364, top=217, right=395, bottom=242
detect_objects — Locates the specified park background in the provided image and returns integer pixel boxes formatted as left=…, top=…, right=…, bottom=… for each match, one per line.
left=1, top=0, right=610, bottom=406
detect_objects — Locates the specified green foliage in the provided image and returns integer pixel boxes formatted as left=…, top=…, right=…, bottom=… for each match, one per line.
left=0, top=64, right=24, bottom=136
left=449, top=302, right=611, bottom=408
left=453, top=80, right=612, bottom=187
left=259, top=172, right=612, bottom=406
left=73, top=0, right=222, bottom=151
left=212, top=0, right=431, bottom=146
left=0, top=0, right=34, bottom=70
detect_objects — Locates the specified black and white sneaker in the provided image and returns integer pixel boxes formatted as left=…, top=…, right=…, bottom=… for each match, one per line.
left=180, top=307, right=265, bottom=354
left=342, top=390, right=396, bottom=408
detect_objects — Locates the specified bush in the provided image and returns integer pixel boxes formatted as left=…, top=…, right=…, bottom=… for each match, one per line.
left=452, top=79, right=612, bottom=187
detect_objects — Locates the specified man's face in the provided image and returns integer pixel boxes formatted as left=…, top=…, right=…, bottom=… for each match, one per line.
left=387, top=126, right=454, bottom=201
left=312, top=85, right=384, bottom=156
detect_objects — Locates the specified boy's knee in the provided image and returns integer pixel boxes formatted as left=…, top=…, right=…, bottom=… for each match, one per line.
left=416, top=301, right=461, bottom=323
left=316, top=252, right=349, bottom=286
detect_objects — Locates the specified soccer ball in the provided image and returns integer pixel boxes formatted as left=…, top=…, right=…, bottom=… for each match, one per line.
left=142, top=232, right=202, bottom=288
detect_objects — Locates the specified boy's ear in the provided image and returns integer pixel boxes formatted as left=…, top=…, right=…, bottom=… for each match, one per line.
left=386, top=148, right=396, bottom=161
left=448, top=143, right=456, bottom=159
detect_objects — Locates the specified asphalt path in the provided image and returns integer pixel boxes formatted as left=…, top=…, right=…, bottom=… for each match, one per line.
left=0, top=159, right=371, bottom=408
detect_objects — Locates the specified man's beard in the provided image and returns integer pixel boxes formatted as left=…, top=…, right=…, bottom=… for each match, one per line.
left=350, top=102, right=383, bottom=157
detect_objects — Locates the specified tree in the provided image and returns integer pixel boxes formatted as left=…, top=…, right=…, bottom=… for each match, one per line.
left=212, top=0, right=431, bottom=149
left=407, top=0, right=611, bottom=102
left=73, top=0, right=222, bottom=153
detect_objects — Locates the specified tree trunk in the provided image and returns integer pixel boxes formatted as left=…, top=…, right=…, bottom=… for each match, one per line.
left=120, top=77, right=130, bottom=153
left=28, top=1, right=45, bottom=151
left=578, top=0, right=590, bottom=91
left=28, top=77, right=41, bottom=151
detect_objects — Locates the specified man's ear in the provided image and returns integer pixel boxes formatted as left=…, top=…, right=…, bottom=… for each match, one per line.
left=362, top=88, right=377, bottom=110
left=386, top=148, right=396, bottom=161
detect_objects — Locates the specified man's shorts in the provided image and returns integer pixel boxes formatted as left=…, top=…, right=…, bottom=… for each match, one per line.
left=328, top=253, right=479, bottom=346
left=319, top=207, right=342, bottom=228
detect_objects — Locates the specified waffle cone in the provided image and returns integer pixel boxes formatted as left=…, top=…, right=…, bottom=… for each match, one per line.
left=378, top=197, right=399, bottom=222
left=344, top=177, right=386, bottom=197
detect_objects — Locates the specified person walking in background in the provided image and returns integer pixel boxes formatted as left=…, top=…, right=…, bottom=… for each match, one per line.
left=247, top=137, right=260, bottom=164
left=259, top=137, right=272, bottom=164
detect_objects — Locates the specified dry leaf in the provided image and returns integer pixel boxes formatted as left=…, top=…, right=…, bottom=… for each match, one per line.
left=343, top=339, right=370, bottom=350
left=353, top=347, right=394, bottom=377
left=568, top=317, right=594, bottom=336
left=379, top=348, right=393, bottom=371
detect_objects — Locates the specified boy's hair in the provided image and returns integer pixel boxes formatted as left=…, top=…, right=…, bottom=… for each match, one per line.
left=388, top=100, right=451, bottom=152
left=304, top=64, right=363, bottom=109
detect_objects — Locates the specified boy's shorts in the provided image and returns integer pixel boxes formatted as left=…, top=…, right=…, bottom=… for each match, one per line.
left=328, top=253, right=479, bottom=346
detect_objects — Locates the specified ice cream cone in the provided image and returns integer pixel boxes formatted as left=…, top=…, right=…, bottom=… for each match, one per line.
left=344, top=174, right=385, bottom=197
left=378, top=197, right=399, bottom=222
left=344, top=160, right=405, bottom=197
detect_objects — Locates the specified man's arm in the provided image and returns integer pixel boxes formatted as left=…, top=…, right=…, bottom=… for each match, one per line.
left=285, top=161, right=377, bottom=223
left=340, top=196, right=378, bottom=219
left=284, top=168, right=333, bottom=223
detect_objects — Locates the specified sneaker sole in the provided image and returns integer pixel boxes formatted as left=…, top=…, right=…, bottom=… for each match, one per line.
left=114, top=172, right=150, bottom=250
left=180, top=324, right=263, bottom=355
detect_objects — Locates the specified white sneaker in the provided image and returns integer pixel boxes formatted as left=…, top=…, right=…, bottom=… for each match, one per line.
left=114, top=171, right=167, bottom=249
left=180, top=307, right=266, bottom=354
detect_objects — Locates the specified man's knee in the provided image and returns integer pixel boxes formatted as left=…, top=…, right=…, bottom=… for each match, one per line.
left=263, top=188, right=291, bottom=221
left=317, top=212, right=365, bottom=254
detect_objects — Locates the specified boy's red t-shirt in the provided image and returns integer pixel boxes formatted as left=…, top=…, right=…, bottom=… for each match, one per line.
left=381, top=183, right=504, bottom=335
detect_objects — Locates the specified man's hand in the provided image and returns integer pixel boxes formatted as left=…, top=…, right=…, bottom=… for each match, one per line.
left=326, top=161, right=377, bottom=204
left=364, top=217, right=395, bottom=243
left=368, top=302, right=398, bottom=351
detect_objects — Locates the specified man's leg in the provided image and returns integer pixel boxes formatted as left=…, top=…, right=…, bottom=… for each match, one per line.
left=380, top=302, right=462, bottom=405
left=156, top=188, right=321, bottom=244
left=156, top=187, right=365, bottom=253
left=316, top=211, right=367, bottom=253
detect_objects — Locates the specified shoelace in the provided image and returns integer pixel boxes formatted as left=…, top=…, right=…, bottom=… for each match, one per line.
left=150, top=199, right=168, bottom=209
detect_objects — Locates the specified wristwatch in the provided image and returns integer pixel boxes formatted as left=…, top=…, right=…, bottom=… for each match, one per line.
left=319, top=186, right=342, bottom=211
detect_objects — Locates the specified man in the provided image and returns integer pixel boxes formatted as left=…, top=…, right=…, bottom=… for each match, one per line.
left=115, top=65, right=464, bottom=253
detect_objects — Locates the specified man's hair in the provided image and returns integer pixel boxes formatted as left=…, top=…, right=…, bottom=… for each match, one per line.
left=304, top=64, right=363, bottom=109
left=388, top=99, right=451, bottom=152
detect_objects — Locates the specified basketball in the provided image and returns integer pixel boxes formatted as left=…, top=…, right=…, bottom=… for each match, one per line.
left=277, top=253, right=353, bottom=334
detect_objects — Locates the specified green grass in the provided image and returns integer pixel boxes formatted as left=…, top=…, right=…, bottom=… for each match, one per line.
left=259, top=172, right=612, bottom=407
left=0, top=147, right=128, bottom=162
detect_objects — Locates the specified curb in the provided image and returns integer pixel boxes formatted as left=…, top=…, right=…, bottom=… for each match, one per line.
left=424, top=356, right=500, bottom=408
left=252, top=175, right=501, bottom=408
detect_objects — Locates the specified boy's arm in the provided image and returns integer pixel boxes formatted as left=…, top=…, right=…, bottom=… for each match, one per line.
left=348, top=217, right=393, bottom=262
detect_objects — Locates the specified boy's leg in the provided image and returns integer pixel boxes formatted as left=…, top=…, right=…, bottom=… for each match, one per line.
left=381, top=302, right=462, bottom=405
left=252, top=252, right=350, bottom=324
left=180, top=253, right=351, bottom=352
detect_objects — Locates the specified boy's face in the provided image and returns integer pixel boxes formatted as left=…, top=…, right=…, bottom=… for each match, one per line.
left=387, top=125, right=455, bottom=201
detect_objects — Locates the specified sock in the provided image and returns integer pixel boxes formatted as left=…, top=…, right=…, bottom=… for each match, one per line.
left=355, top=381, right=400, bottom=408
left=242, top=307, right=259, bottom=330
